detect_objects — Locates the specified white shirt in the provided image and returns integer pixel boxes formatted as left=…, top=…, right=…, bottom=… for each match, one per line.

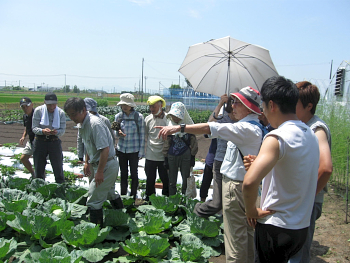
left=258, top=120, right=319, bottom=229
left=209, top=114, right=263, bottom=181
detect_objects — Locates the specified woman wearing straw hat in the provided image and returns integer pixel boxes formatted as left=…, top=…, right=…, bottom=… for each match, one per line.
left=115, top=93, right=145, bottom=200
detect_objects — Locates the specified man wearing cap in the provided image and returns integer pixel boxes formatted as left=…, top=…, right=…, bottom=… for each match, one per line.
left=157, top=86, right=267, bottom=262
left=144, top=96, right=169, bottom=200
left=32, top=92, right=66, bottom=183
left=19, top=97, right=35, bottom=178
left=64, top=97, right=123, bottom=226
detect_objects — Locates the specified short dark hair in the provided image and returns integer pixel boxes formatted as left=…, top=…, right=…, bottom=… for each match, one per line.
left=261, top=76, right=299, bottom=114
left=296, top=81, right=320, bottom=115
left=64, top=97, right=86, bottom=113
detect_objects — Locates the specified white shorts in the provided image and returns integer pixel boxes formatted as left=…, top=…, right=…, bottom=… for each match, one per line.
left=22, top=141, right=33, bottom=156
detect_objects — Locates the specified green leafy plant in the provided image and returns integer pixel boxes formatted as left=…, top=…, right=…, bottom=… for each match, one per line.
left=196, top=179, right=202, bottom=189
left=0, top=237, right=17, bottom=262
left=96, top=99, right=108, bottom=107
left=149, top=194, right=182, bottom=214
left=11, top=153, right=22, bottom=163
left=0, top=164, right=16, bottom=176
left=68, top=159, right=81, bottom=167
left=61, top=221, right=112, bottom=247
left=120, top=232, right=170, bottom=262
left=68, top=147, right=78, bottom=155
left=3, top=143, right=18, bottom=150
left=129, top=210, right=172, bottom=234
left=138, top=179, right=146, bottom=189
left=64, top=171, right=78, bottom=185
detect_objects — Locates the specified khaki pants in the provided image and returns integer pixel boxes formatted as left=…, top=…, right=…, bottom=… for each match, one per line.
left=222, top=175, right=254, bottom=263
left=87, top=157, right=120, bottom=210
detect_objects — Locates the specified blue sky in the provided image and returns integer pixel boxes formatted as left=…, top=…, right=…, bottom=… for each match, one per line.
left=0, top=0, right=349, bottom=94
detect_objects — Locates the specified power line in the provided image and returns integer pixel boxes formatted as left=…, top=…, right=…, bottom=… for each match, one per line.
left=276, top=62, right=330, bottom=67
left=0, top=73, right=64, bottom=77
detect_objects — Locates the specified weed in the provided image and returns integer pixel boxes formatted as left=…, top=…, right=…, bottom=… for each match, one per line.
left=196, top=180, right=202, bottom=189
left=0, top=165, right=16, bottom=176
left=69, top=159, right=81, bottom=167
left=139, top=179, right=146, bottom=189
left=68, top=147, right=78, bottom=155
left=3, top=143, right=18, bottom=150
left=64, top=171, right=77, bottom=185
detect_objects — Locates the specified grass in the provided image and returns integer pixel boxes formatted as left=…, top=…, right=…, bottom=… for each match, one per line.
left=317, top=99, right=350, bottom=187
left=0, top=91, right=141, bottom=109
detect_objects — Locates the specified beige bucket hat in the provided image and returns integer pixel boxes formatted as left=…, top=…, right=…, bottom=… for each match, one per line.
left=117, top=93, right=137, bottom=108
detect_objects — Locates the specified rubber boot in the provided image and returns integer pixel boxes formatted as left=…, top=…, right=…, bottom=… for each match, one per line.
left=110, top=197, right=124, bottom=209
left=90, top=208, right=103, bottom=227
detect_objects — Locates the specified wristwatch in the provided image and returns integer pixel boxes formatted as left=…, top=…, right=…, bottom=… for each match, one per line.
left=180, top=123, right=186, bottom=133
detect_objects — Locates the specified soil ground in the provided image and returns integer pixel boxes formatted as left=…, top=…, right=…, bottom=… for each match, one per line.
left=1, top=121, right=349, bottom=262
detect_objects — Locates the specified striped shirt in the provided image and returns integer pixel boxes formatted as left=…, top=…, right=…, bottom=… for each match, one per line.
left=115, top=110, right=145, bottom=158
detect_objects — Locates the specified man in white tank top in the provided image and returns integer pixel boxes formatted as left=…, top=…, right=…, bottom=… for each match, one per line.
left=288, top=81, right=333, bottom=263
left=242, top=76, right=319, bottom=263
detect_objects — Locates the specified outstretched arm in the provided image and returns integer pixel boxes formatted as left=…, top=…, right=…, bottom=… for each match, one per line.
left=156, top=123, right=211, bottom=140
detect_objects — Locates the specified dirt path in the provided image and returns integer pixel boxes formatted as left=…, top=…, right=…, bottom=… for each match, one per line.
left=0, top=121, right=349, bottom=262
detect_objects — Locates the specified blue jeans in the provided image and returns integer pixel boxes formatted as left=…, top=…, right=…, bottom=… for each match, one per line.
left=288, top=202, right=323, bottom=263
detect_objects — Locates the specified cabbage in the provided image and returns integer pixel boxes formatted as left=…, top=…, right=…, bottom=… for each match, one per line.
left=52, top=209, right=64, bottom=218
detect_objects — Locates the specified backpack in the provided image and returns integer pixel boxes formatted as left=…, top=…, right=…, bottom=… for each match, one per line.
left=113, top=111, right=140, bottom=136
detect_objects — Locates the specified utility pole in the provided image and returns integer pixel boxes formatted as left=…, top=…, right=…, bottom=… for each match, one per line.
left=144, top=76, right=147, bottom=95
left=141, top=58, right=144, bottom=102
left=65, top=74, right=66, bottom=94
left=179, top=75, right=180, bottom=87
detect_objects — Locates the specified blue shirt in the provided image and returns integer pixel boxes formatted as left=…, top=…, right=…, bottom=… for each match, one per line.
left=115, top=110, right=145, bottom=158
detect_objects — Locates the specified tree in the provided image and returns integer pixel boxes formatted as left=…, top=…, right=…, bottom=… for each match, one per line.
left=63, top=85, right=70, bottom=93
left=73, top=85, right=79, bottom=93
left=169, top=84, right=181, bottom=89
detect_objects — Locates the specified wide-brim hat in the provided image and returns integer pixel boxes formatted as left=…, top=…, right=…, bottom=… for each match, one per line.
left=231, top=86, right=261, bottom=115
left=20, top=97, right=32, bottom=107
left=117, top=93, right=136, bottom=108
left=44, top=92, right=58, bottom=104
left=147, top=96, right=166, bottom=108
left=84, top=98, right=98, bottom=113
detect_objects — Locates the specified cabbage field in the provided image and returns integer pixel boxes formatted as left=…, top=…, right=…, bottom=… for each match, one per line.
left=0, top=146, right=221, bottom=263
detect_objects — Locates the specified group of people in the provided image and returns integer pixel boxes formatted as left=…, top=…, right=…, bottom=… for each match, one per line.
left=19, top=93, right=66, bottom=184
left=156, top=76, right=332, bottom=263
left=18, top=92, right=199, bottom=224
left=18, top=75, right=332, bottom=262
